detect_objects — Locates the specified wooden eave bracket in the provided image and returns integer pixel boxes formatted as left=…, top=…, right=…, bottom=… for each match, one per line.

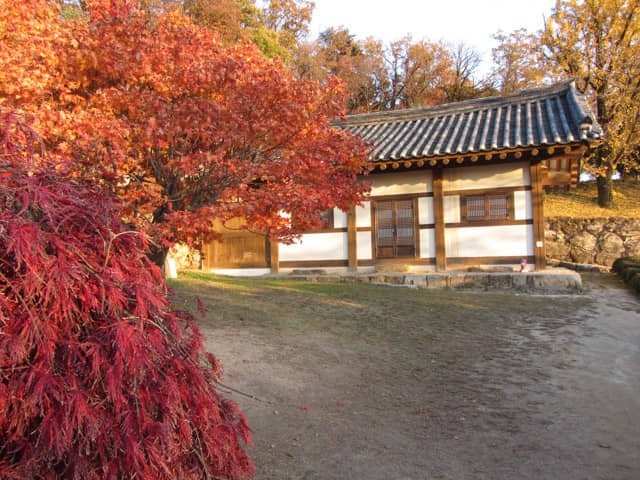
left=373, top=147, right=546, bottom=171
left=370, top=141, right=602, bottom=173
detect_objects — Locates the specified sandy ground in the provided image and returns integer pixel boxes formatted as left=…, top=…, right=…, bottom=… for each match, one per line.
left=199, top=274, right=640, bottom=480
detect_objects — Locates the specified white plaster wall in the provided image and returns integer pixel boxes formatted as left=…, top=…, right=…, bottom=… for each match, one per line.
left=368, top=170, right=433, bottom=196
left=513, top=190, right=533, bottom=220
left=357, top=231, right=373, bottom=260
left=356, top=202, right=371, bottom=228
left=418, top=197, right=434, bottom=225
left=444, top=195, right=460, bottom=224
left=419, top=228, right=436, bottom=258
left=443, top=162, right=530, bottom=191
left=445, top=225, right=534, bottom=258
left=333, top=208, right=348, bottom=229
left=280, top=233, right=348, bottom=261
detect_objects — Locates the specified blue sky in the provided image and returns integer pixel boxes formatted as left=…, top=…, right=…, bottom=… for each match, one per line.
left=309, top=0, right=557, bottom=74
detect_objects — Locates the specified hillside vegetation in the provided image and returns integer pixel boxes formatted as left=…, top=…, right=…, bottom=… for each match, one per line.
left=544, top=179, right=640, bottom=218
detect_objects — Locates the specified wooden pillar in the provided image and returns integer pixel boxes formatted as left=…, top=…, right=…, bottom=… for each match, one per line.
left=530, top=161, right=546, bottom=271
left=433, top=167, right=447, bottom=272
left=204, top=241, right=211, bottom=271
left=268, top=237, right=279, bottom=273
left=347, top=206, right=358, bottom=272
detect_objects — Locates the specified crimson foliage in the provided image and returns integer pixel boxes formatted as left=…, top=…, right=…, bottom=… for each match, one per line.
left=0, top=111, right=254, bottom=480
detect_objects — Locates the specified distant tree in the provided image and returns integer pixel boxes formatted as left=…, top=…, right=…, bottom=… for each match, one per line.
left=316, top=26, right=364, bottom=75
left=444, top=42, right=486, bottom=102
left=180, top=0, right=252, bottom=43
left=60, top=0, right=293, bottom=59
left=389, top=37, right=455, bottom=108
left=298, top=31, right=490, bottom=112
left=542, top=0, right=640, bottom=207
left=262, top=0, right=315, bottom=50
left=299, top=27, right=375, bottom=112
left=0, top=110, right=253, bottom=480
left=491, top=28, right=555, bottom=93
left=349, top=37, right=390, bottom=112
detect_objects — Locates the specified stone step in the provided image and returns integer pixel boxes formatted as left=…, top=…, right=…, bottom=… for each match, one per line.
left=263, top=268, right=583, bottom=292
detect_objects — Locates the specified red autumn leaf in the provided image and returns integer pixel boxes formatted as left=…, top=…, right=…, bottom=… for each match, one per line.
left=0, top=0, right=372, bottom=267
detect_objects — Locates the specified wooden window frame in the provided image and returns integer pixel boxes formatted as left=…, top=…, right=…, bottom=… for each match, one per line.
left=461, top=192, right=514, bottom=223
left=301, top=209, right=346, bottom=233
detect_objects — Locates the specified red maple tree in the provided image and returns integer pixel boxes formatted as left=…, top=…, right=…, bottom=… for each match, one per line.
left=0, top=0, right=371, bottom=265
left=0, top=110, right=254, bottom=479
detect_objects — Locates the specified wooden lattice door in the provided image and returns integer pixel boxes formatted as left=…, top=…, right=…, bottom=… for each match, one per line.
left=375, top=199, right=416, bottom=258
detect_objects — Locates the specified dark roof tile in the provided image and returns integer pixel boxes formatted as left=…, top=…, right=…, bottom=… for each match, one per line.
left=334, top=80, right=602, bottom=161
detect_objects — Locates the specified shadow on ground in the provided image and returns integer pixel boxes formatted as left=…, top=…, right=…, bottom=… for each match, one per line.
left=171, top=272, right=640, bottom=480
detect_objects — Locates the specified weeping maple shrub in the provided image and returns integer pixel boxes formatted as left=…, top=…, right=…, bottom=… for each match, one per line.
left=0, top=111, right=254, bottom=480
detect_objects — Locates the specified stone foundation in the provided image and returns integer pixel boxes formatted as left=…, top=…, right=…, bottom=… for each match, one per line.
left=168, top=243, right=201, bottom=270
left=545, top=217, right=640, bottom=267
left=263, top=269, right=583, bottom=293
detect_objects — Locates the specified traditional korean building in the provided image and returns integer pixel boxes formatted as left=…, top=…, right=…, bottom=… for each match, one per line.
left=202, top=79, right=602, bottom=274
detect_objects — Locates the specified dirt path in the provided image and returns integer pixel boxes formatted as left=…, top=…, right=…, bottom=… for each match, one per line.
left=199, top=274, right=640, bottom=480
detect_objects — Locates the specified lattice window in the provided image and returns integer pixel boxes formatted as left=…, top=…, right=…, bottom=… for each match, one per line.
left=465, top=196, right=486, bottom=219
left=375, top=199, right=416, bottom=258
left=488, top=195, right=508, bottom=217
left=463, top=193, right=511, bottom=221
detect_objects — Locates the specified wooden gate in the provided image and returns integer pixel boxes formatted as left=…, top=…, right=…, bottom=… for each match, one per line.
left=202, top=218, right=269, bottom=269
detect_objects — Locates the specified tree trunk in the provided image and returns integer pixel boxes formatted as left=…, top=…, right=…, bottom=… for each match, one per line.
left=149, top=244, right=169, bottom=271
left=596, top=174, right=614, bottom=208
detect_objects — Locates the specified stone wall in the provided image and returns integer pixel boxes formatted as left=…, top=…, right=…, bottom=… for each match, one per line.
left=168, top=243, right=201, bottom=270
left=545, top=217, right=640, bottom=266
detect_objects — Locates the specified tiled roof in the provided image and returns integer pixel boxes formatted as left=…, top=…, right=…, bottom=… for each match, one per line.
left=334, top=80, right=602, bottom=162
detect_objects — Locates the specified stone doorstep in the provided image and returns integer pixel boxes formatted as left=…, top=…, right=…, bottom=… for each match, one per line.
left=263, top=268, right=583, bottom=292
left=547, top=258, right=611, bottom=273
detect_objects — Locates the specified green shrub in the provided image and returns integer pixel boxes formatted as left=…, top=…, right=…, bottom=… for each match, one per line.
left=612, top=256, right=640, bottom=273
left=612, top=256, right=640, bottom=294
left=623, top=266, right=640, bottom=282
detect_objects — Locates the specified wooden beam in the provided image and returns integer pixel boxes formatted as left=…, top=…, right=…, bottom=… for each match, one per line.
left=204, top=241, right=211, bottom=271
left=347, top=206, right=357, bottom=272
left=433, top=167, right=447, bottom=272
left=268, top=237, right=279, bottom=273
left=529, top=162, right=546, bottom=271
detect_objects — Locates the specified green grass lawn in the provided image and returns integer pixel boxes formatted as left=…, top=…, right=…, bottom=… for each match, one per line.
left=167, top=271, right=589, bottom=357
left=544, top=178, right=640, bottom=218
